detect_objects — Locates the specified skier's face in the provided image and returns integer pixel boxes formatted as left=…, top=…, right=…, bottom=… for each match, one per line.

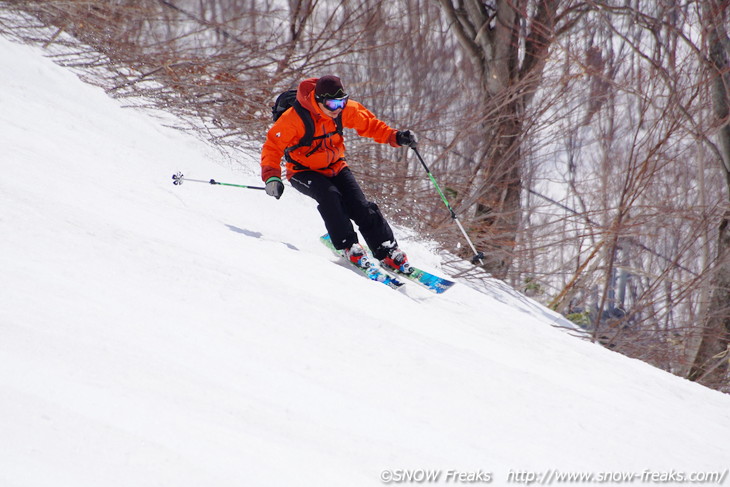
left=317, top=95, right=348, bottom=118
left=318, top=102, right=343, bottom=118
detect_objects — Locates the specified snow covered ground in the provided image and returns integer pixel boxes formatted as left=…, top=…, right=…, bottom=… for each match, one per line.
left=1, top=35, right=729, bottom=487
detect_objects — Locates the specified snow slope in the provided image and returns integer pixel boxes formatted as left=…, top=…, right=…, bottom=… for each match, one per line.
left=1, top=36, right=729, bottom=487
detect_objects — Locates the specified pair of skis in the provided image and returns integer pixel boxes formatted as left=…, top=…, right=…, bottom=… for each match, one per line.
left=320, top=234, right=455, bottom=294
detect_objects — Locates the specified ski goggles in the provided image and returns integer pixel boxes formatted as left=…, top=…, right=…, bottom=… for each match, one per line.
left=319, top=95, right=349, bottom=111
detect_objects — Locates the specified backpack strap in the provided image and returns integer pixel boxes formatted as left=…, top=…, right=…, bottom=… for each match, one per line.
left=293, top=101, right=316, bottom=147
left=284, top=101, right=343, bottom=170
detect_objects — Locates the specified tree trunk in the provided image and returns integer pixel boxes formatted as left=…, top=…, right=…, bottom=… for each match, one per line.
left=689, top=211, right=730, bottom=388
left=688, top=0, right=730, bottom=390
left=437, top=0, right=559, bottom=279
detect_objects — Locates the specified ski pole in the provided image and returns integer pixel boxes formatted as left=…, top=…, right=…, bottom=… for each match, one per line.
left=411, top=148, right=485, bottom=265
left=172, top=172, right=265, bottom=190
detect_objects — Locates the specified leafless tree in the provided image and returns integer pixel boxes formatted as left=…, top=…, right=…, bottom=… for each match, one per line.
left=519, top=0, right=728, bottom=388
left=688, top=0, right=730, bottom=390
left=433, top=0, right=588, bottom=278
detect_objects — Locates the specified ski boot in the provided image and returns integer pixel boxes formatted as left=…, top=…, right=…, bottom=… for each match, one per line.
left=345, top=243, right=369, bottom=268
left=381, top=246, right=413, bottom=275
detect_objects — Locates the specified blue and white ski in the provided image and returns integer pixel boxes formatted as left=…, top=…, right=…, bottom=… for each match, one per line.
left=320, top=234, right=455, bottom=293
left=320, top=234, right=404, bottom=290
left=379, top=263, right=455, bottom=294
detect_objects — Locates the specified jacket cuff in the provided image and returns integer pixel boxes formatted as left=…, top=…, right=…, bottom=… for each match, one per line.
left=262, top=166, right=282, bottom=183
left=388, top=130, right=400, bottom=147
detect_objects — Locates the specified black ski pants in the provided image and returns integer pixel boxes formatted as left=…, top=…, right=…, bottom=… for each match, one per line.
left=290, top=168, right=395, bottom=259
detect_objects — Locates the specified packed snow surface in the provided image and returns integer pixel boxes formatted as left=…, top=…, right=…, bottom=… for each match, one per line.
left=1, top=36, right=729, bottom=486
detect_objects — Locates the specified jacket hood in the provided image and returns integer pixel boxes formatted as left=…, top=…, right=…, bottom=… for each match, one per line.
left=296, top=78, right=324, bottom=120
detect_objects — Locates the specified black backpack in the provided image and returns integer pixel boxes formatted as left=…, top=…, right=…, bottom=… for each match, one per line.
left=271, top=89, right=298, bottom=122
left=271, top=89, right=343, bottom=167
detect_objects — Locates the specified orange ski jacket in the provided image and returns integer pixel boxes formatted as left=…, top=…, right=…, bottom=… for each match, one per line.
left=261, top=78, right=400, bottom=182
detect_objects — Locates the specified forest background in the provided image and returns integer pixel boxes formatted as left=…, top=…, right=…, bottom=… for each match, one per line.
left=1, top=0, right=729, bottom=393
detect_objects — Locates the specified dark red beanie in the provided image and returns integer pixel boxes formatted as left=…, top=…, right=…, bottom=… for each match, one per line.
left=315, top=75, right=346, bottom=98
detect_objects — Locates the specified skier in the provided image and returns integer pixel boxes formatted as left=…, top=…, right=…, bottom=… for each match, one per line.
left=261, top=75, right=418, bottom=273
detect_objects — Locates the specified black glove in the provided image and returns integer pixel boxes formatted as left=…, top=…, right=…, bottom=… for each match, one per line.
left=396, top=130, right=418, bottom=148
left=265, top=176, right=284, bottom=199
